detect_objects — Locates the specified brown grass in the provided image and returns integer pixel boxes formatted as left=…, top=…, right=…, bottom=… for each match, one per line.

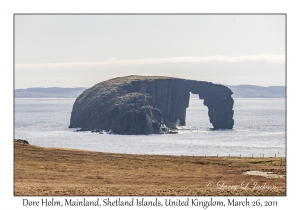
left=14, top=140, right=286, bottom=196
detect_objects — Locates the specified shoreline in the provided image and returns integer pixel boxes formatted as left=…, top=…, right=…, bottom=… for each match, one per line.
left=14, top=140, right=286, bottom=196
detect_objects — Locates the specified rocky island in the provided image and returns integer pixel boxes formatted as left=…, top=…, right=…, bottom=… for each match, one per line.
left=69, top=75, right=234, bottom=134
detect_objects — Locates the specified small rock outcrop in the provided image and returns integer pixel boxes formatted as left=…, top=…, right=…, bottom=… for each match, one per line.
left=15, top=139, right=29, bottom=144
left=69, top=75, right=234, bottom=134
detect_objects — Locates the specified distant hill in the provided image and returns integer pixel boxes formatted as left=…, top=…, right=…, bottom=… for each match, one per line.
left=14, top=87, right=87, bottom=98
left=190, top=85, right=285, bottom=98
left=15, top=85, right=285, bottom=98
left=228, top=85, right=285, bottom=98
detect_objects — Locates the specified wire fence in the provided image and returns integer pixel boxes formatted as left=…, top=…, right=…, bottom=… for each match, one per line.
left=176, top=153, right=286, bottom=166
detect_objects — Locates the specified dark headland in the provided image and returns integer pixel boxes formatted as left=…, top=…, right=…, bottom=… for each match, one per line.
left=69, top=75, right=234, bottom=134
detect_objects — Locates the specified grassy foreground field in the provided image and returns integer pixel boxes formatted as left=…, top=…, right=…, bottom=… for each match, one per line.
left=14, top=140, right=286, bottom=196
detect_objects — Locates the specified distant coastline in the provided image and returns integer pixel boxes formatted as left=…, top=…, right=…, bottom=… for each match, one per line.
left=14, top=85, right=285, bottom=98
left=227, top=85, right=285, bottom=98
left=14, top=87, right=86, bottom=98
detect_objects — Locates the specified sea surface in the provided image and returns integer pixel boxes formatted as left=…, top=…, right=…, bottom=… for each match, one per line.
left=14, top=98, right=286, bottom=157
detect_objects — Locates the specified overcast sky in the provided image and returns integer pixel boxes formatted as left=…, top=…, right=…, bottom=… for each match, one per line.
left=15, top=14, right=285, bottom=88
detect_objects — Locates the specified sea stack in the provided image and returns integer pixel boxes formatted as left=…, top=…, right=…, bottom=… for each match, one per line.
left=69, top=75, right=234, bottom=134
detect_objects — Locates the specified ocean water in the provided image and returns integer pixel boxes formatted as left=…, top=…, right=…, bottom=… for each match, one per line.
left=14, top=98, right=286, bottom=157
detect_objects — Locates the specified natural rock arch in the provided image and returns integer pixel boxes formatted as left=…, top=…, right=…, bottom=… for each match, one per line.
left=69, top=75, right=234, bottom=134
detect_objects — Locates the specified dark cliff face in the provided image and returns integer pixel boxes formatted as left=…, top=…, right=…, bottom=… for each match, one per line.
left=69, top=75, right=234, bottom=134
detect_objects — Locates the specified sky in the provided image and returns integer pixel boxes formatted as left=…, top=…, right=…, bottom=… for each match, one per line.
left=15, top=14, right=286, bottom=88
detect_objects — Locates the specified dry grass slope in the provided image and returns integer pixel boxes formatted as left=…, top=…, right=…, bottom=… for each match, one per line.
left=14, top=140, right=286, bottom=196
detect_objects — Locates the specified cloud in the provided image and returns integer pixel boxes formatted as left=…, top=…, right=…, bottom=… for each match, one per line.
left=16, top=54, right=285, bottom=69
